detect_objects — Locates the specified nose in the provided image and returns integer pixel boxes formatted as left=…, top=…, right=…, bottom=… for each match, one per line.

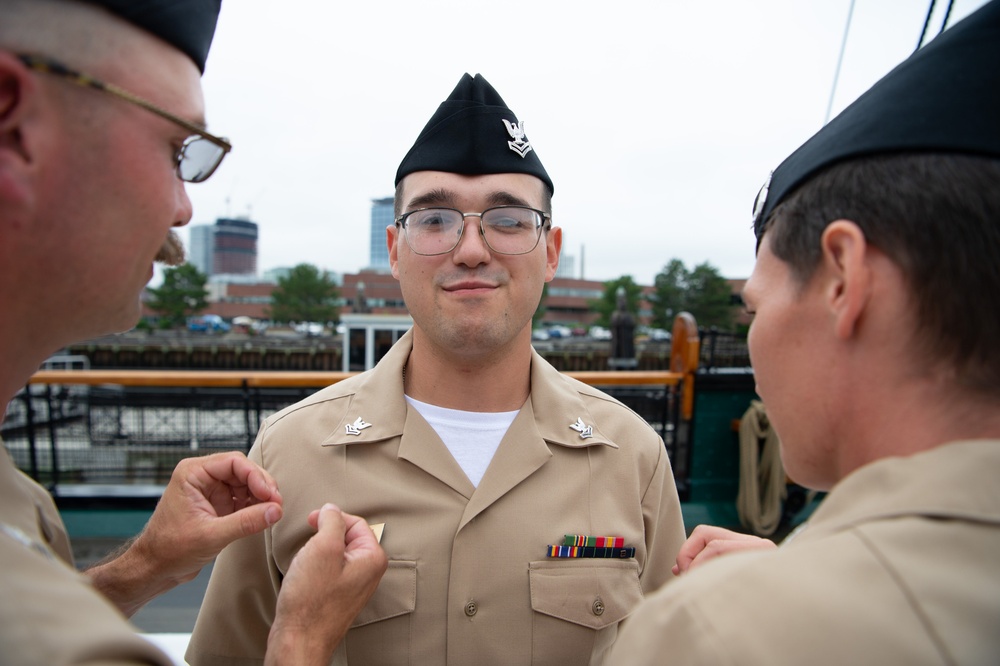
left=174, top=181, right=194, bottom=228
left=451, top=215, right=491, bottom=267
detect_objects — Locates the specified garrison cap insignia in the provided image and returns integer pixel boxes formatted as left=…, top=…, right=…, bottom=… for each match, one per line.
left=503, top=119, right=533, bottom=158
left=345, top=416, right=373, bottom=436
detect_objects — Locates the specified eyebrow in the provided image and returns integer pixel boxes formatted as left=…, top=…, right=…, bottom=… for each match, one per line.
left=405, top=188, right=453, bottom=210
left=485, top=191, right=532, bottom=208
left=405, top=188, right=534, bottom=211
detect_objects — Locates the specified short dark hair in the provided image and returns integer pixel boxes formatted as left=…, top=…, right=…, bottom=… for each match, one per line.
left=763, top=152, right=1000, bottom=396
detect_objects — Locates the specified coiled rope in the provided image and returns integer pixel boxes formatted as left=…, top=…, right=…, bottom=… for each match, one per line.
left=736, top=400, right=786, bottom=536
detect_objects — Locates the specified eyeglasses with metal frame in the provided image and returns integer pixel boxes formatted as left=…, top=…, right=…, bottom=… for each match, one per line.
left=16, top=54, right=232, bottom=183
left=395, top=206, right=552, bottom=256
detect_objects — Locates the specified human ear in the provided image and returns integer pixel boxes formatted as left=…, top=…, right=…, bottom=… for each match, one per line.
left=387, top=224, right=401, bottom=279
left=0, top=52, right=38, bottom=209
left=544, top=225, right=562, bottom=282
left=820, top=220, right=872, bottom=340
left=0, top=51, right=35, bottom=181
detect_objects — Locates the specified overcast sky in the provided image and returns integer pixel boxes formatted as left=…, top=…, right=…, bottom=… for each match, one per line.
left=178, top=0, right=989, bottom=286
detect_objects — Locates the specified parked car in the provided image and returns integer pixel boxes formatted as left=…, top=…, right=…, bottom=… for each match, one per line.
left=545, top=325, right=573, bottom=339
left=187, top=314, right=230, bottom=333
left=232, top=316, right=264, bottom=334
left=648, top=328, right=672, bottom=342
left=589, top=326, right=612, bottom=340
left=293, top=321, right=325, bottom=337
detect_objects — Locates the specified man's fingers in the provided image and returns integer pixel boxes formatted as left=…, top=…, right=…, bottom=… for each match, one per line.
left=208, top=502, right=284, bottom=545
left=245, top=465, right=281, bottom=503
left=688, top=538, right=777, bottom=571
left=315, top=503, right=347, bottom=533
left=186, top=452, right=280, bottom=501
left=675, top=525, right=774, bottom=574
left=307, top=503, right=343, bottom=531
left=306, top=506, right=384, bottom=566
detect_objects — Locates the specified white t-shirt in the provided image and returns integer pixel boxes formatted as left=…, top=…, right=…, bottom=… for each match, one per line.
left=405, top=396, right=518, bottom=487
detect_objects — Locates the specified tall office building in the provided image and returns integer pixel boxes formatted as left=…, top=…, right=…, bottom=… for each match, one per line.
left=368, top=197, right=394, bottom=271
left=186, top=217, right=259, bottom=278
left=188, top=224, right=215, bottom=276
left=555, top=233, right=577, bottom=278
left=212, top=218, right=258, bottom=276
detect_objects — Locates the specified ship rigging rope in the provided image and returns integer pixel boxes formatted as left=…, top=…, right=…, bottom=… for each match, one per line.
left=824, top=0, right=856, bottom=125
left=916, top=0, right=956, bottom=52
left=736, top=400, right=785, bottom=536
left=826, top=0, right=957, bottom=125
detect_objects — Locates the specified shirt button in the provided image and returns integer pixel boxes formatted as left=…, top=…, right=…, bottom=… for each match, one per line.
left=465, top=600, right=478, bottom=617
left=592, top=598, right=605, bottom=616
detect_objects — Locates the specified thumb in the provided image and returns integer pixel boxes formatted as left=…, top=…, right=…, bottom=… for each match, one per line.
left=211, top=502, right=283, bottom=543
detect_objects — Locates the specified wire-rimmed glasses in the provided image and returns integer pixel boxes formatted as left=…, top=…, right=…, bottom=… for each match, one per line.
left=395, top=206, right=551, bottom=256
left=17, top=54, right=231, bottom=183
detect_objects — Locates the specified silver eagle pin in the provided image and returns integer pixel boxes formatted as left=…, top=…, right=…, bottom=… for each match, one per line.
left=502, top=118, right=533, bottom=158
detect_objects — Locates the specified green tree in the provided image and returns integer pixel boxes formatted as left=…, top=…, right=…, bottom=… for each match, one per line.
left=650, top=259, right=735, bottom=330
left=686, top=262, right=735, bottom=329
left=650, top=259, right=687, bottom=330
left=145, top=263, right=208, bottom=329
left=268, top=263, right=340, bottom=324
left=590, top=275, right=643, bottom=328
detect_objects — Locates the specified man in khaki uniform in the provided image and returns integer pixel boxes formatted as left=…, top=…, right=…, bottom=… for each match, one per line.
left=610, top=2, right=1000, bottom=663
left=0, top=2, right=386, bottom=664
left=188, top=74, right=686, bottom=665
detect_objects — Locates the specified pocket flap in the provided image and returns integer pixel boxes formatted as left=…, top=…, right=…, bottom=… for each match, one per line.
left=351, top=559, right=416, bottom=628
left=528, top=559, right=642, bottom=630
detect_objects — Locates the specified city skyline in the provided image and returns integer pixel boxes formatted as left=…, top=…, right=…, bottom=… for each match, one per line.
left=176, top=0, right=988, bottom=287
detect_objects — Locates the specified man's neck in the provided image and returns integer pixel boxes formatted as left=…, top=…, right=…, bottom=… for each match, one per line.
left=403, top=333, right=532, bottom=412
left=0, top=318, right=61, bottom=409
left=834, top=369, right=1000, bottom=483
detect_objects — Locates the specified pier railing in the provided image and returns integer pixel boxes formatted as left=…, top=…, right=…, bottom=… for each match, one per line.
left=3, top=368, right=691, bottom=499
left=3, top=314, right=709, bottom=501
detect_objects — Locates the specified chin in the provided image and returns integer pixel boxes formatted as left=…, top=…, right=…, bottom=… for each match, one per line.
left=104, top=299, right=144, bottom=336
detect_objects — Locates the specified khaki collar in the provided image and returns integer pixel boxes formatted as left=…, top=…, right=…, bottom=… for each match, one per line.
left=790, top=440, right=1000, bottom=545
left=320, top=329, right=617, bottom=451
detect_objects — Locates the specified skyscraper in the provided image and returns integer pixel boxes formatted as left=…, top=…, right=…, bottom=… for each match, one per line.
left=187, top=218, right=259, bottom=278
left=188, top=224, right=215, bottom=276
left=213, top=218, right=258, bottom=276
left=368, top=197, right=394, bottom=271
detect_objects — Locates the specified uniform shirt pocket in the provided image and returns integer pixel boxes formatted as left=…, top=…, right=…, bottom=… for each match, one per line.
left=528, top=559, right=642, bottom=629
left=528, top=559, right=643, bottom=664
left=351, top=559, right=416, bottom=627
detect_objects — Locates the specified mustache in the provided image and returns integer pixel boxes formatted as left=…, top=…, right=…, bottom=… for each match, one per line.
left=154, top=230, right=186, bottom=266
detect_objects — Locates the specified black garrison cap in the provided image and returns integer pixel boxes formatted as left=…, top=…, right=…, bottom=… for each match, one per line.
left=395, top=73, right=554, bottom=195
left=88, top=0, right=222, bottom=73
left=753, top=0, right=1000, bottom=240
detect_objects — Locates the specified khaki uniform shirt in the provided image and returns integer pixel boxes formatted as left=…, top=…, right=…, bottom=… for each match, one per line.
left=609, top=440, right=1000, bottom=665
left=188, top=330, right=685, bottom=665
left=0, top=446, right=171, bottom=665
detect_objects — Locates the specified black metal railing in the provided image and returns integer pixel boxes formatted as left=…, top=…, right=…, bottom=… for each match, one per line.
left=3, top=371, right=689, bottom=496
left=699, top=327, right=751, bottom=371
